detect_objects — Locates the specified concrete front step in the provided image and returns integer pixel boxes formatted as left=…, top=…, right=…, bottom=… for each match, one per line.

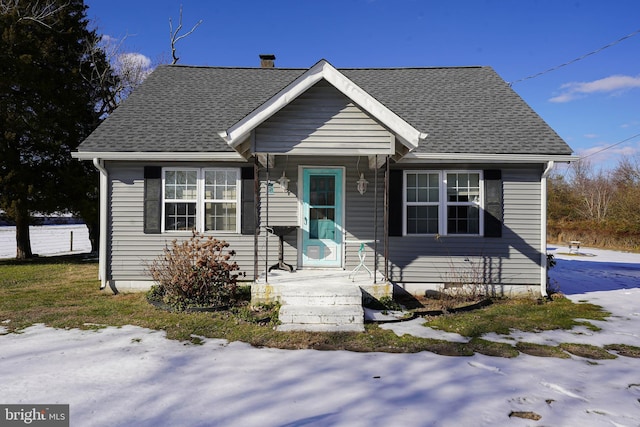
left=281, top=293, right=362, bottom=306
left=278, top=305, right=364, bottom=325
left=277, top=323, right=364, bottom=332
left=277, top=288, right=365, bottom=333
left=280, top=284, right=362, bottom=305
left=270, top=278, right=366, bottom=332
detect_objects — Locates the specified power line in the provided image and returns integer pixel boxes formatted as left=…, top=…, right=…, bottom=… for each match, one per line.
left=579, top=132, right=640, bottom=160
left=509, top=28, right=640, bottom=86
left=554, top=132, right=640, bottom=180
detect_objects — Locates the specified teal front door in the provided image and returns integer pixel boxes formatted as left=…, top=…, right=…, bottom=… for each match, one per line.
left=302, top=168, right=343, bottom=267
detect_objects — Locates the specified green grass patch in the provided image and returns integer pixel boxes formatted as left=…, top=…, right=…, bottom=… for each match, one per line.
left=424, top=296, right=609, bottom=338
left=559, top=343, right=617, bottom=360
left=468, top=338, right=519, bottom=358
left=515, top=342, right=571, bottom=358
left=0, top=256, right=618, bottom=358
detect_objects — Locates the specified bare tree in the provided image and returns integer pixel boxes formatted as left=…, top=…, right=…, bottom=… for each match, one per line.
left=80, top=33, right=153, bottom=117
left=74, top=33, right=152, bottom=251
left=169, top=5, right=202, bottom=64
left=610, top=155, right=640, bottom=227
left=612, top=155, right=640, bottom=186
left=547, top=172, right=581, bottom=222
left=0, top=0, right=67, bottom=28
left=570, top=159, right=615, bottom=222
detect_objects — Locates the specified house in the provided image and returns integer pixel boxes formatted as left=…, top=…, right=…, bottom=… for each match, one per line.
left=73, top=56, right=575, bottom=304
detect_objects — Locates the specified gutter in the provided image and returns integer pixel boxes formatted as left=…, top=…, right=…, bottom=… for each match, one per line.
left=74, top=151, right=246, bottom=162
left=92, top=158, right=108, bottom=290
left=399, top=152, right=578, bottom=164
left=540, top=161, right=554, bottom=297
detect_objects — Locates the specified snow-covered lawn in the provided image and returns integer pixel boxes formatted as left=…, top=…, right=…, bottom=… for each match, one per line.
left=0, top=246, right=639, bottom=426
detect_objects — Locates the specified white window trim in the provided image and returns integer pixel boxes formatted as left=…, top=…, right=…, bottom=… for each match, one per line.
left=444, top=170, right=484, bottom=236
left=201, top=168, right=241, bottom=233
left=162, top=167, right=199, bottom=233
left=402, top=170, right=484, bottom=237
left=161, top=167, right=241, bottom=233
left=403, top=171, right=442, bottom=236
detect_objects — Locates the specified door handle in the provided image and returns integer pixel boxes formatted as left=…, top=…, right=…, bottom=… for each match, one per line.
left=304, top=217, right=308, bottom=225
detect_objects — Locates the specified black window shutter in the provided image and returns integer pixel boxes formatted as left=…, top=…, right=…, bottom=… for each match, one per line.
left=484, top=169, right=503, bottom=237
left=241, top=167, right=255, bottom=235
left=388, top=169, right=403, bottom=236
left=144, top=166, right=162, bottom=234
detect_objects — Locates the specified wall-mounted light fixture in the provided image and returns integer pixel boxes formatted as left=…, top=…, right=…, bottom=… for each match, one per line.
left=278, top=170, right=290, bottom=192
left=357, top=173, right=368, bottom=195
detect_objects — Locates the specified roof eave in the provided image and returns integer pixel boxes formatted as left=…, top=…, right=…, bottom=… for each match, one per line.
left=72, top=151, right=246, bottom=161
left=398, top=152, right=578, bottom=164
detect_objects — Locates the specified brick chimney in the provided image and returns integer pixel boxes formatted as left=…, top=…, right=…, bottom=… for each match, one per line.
left=259, top=54, right=276, bottom=68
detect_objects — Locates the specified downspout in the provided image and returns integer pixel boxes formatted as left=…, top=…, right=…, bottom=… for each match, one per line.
left=540, top=161, right=554, bottom=297
left=92, top=158, right=108, bottom=290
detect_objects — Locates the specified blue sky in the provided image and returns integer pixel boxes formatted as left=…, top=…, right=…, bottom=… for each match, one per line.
left=85, top=0, right=640, bottom=170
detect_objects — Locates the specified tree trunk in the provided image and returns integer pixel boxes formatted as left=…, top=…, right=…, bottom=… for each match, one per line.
left=86, top=220, right=99, bottom=254
left=14, top=203, right=33, bottom=259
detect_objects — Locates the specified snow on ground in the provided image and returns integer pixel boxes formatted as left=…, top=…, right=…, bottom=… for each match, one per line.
left=0, top=246, right=639, bottom=426
left=383, top=246, right=640, bottom=349
left=0, top=224, right=91, bottom=259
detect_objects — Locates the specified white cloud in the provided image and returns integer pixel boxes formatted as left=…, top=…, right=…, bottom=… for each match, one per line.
left=614, top=145, right=638, bottom=156
left=101, top=34, right=117, bottom=44
left=549, top=74, right=640, bottom=103
left=549, top=93, right=574, bottom=103
left=621, top=120, right=640, bottom=129
left=583, top=133, right=599, bottom=139
left=579, top=144, right=609, bottom=157
left=577, top=141, right=640, bottom=167
left=117, top=52, right=152, bottom=70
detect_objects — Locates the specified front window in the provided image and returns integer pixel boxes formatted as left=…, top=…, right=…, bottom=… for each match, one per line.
left=404, top=170, right=483, bottom=236
left=405, top=172, right=440, bottom=234
left=204, top=170, right=238, bottom=231
left=164, top=169, right=198, bottom=231
left=163, top=168, right=240, bottom=233
left=446, top=172, right=480, bottom=234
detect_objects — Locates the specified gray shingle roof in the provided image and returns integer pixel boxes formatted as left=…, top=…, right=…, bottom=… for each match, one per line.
left=78, top=64, right=572, bottom=155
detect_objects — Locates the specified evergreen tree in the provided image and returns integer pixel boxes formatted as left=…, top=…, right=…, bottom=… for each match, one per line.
left=0, top=0, right=110, bottom=258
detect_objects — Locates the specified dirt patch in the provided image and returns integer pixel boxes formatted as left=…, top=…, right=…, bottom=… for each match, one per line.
left=393, top=288, right=491, bottom=315
left=604, top=344, right=640, bottom=358
left=509, top=411, right=541, bottom=421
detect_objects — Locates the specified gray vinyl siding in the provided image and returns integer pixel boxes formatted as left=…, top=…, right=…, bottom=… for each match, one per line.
left=106, top=162, right=257, bottom=282
left=387, top=166, right=542, bottom=286
left=254, top=81, right=393, bottom=155
left=106, top=160, right=542, bottom=287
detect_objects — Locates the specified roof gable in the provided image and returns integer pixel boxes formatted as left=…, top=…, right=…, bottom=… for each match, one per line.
left=249, top=80, right=395, bottom=156
left=219, top=60, right=426, bottom=153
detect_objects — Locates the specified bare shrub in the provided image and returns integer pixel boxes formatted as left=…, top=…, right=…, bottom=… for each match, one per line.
left=147, top=232, right=241, bottom=310
left=439, top=256, right=497, bottom=306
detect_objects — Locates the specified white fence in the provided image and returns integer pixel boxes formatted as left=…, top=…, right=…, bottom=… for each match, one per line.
left=0, top=225, right=91, bottom=259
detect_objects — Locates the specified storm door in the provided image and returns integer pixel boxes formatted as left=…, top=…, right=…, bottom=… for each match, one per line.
left=301, top=168, right=343, bottom=267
